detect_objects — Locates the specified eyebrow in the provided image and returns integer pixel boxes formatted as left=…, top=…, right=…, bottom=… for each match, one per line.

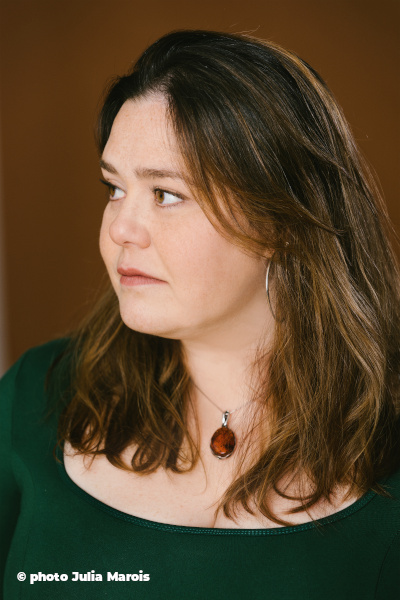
left=100, top=158, right=187, bottom=182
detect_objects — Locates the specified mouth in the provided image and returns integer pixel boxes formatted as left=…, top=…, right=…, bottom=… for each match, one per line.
left=117, top=266, right=166, bottom=286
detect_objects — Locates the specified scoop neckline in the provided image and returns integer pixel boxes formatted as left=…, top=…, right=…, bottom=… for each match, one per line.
left=55, top=445, right=377, bottom=536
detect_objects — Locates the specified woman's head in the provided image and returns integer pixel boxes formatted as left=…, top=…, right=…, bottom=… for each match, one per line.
left=98, top=30, right=394, bottom=328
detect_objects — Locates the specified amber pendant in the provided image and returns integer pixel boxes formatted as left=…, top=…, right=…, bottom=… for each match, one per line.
left=210, top=411, right=236, bottom=459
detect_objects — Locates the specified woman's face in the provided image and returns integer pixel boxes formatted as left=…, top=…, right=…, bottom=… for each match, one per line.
left=99, top=96, right=270, bottom=343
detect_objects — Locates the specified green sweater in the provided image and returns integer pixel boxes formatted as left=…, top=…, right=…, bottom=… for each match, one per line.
left=1, top=339, right=399, bottom=600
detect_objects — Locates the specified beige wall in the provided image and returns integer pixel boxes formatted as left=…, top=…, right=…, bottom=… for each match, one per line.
left=0, top=0, right=399, bottom=369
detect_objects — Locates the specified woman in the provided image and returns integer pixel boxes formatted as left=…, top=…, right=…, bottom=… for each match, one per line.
left=1, top=30, right=399, bottom=599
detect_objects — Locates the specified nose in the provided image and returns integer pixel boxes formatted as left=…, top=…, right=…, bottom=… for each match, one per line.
left=108, top=196, right=151, bottom=249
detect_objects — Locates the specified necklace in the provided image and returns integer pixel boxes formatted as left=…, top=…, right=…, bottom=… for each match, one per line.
left=192, top=382, right=253, bottom=459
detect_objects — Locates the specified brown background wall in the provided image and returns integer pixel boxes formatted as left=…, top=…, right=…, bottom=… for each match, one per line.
left=0, top=0, right=399, bottom=369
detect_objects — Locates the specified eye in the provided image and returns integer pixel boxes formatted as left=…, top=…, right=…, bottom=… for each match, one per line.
left=100, top=179, right=125, bottom=201
left=154, top=189, right=184, bottom=207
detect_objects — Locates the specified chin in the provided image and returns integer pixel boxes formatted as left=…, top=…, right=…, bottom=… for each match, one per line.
left=118, top=305, right=184, bottom=340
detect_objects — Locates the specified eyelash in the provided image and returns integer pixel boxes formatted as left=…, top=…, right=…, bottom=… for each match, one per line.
left=99, top=179, right=184, bottom=209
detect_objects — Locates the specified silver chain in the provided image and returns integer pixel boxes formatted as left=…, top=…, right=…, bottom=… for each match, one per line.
left=192, top=381, right=254, bottom=415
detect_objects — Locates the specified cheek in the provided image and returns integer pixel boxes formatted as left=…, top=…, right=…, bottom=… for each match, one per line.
left=208, top=241, right=265, bottom=301
left=162, top=224, right=219, bottom=279
left=165, top=226, right=262, bottom=299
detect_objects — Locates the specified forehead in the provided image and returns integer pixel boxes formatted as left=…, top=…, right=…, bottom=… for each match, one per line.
left=103, top=96, right=181, bottom=168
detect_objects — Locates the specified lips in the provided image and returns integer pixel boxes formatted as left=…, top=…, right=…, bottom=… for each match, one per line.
left=117, top=266, right=164, bottom=281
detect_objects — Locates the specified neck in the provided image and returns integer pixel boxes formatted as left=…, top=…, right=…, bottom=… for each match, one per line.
left=181, top=311, right=274, bottom=414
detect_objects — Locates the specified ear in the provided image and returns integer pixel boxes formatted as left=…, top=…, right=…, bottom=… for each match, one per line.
left=263, top=241, right=290, bottom=258
left=262, top=248, right=274, bottom=260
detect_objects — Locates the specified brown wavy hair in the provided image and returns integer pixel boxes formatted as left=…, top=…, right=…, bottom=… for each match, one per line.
left=54, top=30, right=400, bottom=526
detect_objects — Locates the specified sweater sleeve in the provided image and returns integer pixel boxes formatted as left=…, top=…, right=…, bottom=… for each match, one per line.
left=0, top=356, right=24, bottom=594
